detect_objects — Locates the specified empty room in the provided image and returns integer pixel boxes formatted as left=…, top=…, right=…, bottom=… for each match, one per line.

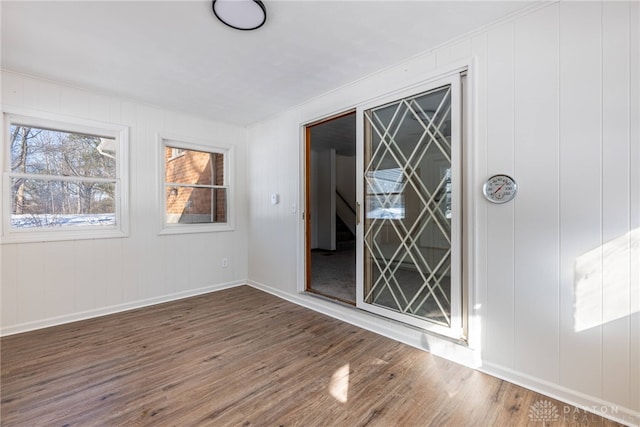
left=1, top=0, right=638, bottom=425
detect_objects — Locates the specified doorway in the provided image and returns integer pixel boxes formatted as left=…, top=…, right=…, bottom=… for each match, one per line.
left=305, top=111, right=357, bottom=304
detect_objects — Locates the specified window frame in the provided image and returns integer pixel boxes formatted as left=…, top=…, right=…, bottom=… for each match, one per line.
left=1, top=109, right=129, bottom=244
left=158, top=133, right=234, bottom=235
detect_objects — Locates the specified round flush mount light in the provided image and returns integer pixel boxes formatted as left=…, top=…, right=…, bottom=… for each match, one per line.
left=212, top=0, right=266, bottom=31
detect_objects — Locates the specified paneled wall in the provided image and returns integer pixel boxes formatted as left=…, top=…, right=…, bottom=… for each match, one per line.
left=1, top=71, right=249, bottom=335
left=247, top=2, right=639, bottom=422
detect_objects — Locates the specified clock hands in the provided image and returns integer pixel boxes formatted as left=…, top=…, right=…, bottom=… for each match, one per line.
left=492, top=182, right=506, bottom=195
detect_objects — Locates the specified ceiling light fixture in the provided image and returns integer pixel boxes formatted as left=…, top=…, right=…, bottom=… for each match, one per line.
left=212, top=0, right=266, bottom=31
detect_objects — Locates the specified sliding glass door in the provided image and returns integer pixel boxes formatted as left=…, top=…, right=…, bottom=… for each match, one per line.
left=356, top=74, right=464, bottom=338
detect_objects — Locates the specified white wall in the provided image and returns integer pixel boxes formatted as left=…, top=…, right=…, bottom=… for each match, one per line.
left=248, top=2, right=639, bottom=424
left=0, top=71, right=249, bottom=335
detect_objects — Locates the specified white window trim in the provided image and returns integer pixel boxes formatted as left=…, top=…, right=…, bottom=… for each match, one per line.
left=158, top=133, right=234, bottom=235
left=1, top=109, right=129, bottom=244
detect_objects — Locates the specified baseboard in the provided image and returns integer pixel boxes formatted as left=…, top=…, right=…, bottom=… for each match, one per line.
left=481, top=362, right=639, bottom=427
left=247, top=279, right=639, bottom=427
left=0, top=279, right=246, bottom=337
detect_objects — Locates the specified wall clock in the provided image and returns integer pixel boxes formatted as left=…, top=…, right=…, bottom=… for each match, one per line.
left=483, top=174, right=517, bottom=204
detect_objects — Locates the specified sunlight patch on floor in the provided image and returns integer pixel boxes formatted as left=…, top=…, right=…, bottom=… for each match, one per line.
left=329, top=363, right=350, bottom=403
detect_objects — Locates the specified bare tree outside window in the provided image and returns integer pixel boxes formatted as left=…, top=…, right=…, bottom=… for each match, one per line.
left=8, top=124, right=117, bottom=228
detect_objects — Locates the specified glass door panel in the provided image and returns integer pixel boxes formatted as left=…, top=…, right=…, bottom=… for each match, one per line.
left=358, top=76, right=463, bottom=338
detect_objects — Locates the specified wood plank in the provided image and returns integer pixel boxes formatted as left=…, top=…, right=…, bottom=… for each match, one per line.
left=601, top=0, right=632, bottom=408
left=101, top=237, right=125, bottom=307
left=43, top=240, right=76, bottom=318
left=484, top=20, right=516, bottom=368
left=629, top=0, right=640, bottom=413
left=513, top=3, right=561, bottom=382
left=470, top=32, right=488, bottom=351
left=0, top=245, right=19, bottom=327
left=73, top=239, right=97, bottom=312
left=16, top=243, right=45, bottom=324
left=558, top=1, right=604, bottom=398
left=0, top=286, right=624, bottom=426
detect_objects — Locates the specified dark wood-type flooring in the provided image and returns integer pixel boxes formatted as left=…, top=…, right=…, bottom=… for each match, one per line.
left=0, top=285, right=624, bottom=426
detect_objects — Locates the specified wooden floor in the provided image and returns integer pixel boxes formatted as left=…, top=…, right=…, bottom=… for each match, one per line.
left=1, top=286, right=624, bottom=426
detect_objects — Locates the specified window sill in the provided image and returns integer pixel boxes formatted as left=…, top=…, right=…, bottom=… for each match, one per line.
left=159, top=223, right=235, bottom=236
left=1, top=228, right=128, bottom=244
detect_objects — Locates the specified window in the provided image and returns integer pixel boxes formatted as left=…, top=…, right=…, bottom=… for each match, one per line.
left=160, top=135, right=233, bottom=233
left=366, top=168, right=405, bottom=220
left=2, top=112, right=128, bottom=243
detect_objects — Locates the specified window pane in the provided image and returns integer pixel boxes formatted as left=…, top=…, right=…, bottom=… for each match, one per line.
left=366, top=193, right=405, bottom=220
left=166, top=186, right=226, bottom=224
left=165, top=147, right=224, bottom=186
left=9, top=125, right=116, bottom=179
left=366, top=168, right=404, bottom=193
left=366, top=168, right=405, bottom=219
left=171, top=148, right=184, bottom=158
left=364, top=84, right=455, bottom=328
left=212, top=152, right=224, bottom=186
left=10, top=178, right=116, bottom=228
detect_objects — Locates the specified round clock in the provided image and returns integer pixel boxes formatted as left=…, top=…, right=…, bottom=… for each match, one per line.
left=483, top=174, right=517, bottom=204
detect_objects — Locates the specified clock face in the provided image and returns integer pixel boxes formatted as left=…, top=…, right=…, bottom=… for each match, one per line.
left=483, top=174, right=517, bottom=204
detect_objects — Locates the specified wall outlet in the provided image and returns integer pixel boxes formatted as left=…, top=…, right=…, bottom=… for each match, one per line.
left=221, top=258, right=228, bottom=268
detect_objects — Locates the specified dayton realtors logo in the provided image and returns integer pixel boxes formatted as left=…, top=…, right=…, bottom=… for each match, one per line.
left=528, top=399, right=625, bottom=425
left=529, top=400, right=560, bottom=422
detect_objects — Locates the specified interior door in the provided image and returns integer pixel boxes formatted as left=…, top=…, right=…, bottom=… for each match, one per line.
left=356, top=74, right=464, bottom=339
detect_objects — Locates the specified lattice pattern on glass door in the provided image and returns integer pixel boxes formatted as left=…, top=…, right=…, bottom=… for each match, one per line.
left=363, top=85, right=453, bottom=327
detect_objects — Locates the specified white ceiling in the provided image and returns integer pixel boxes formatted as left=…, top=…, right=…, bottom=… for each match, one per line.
left=1, top=1, right=534, bottom=126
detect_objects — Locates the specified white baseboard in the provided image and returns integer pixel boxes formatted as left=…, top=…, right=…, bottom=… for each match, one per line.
left=481, top=362, right=639, bottom=427
left=0, top=279, right=245, bottom=337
